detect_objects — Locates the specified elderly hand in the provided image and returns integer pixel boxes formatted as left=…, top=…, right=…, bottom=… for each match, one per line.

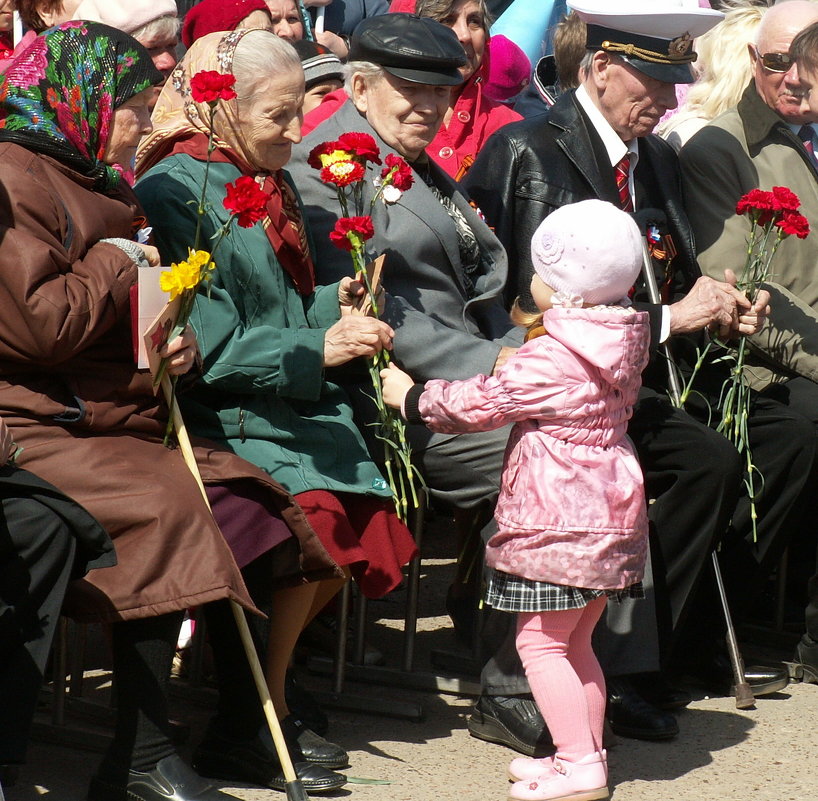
left=724, top=268, right=771, bottom=336
left=338, top=275, right=385, bottom=316
left=324, top=316, right=394, bottom=367
left=316, top=30, right=349, bottom=60
left=380, top=363, right=415, bottom=411
left=136, top=243, right=160, bottom=267
left=0, top=418, right=14, bottom=464
left=160, top=325, right=199, bottom=376
left=668, top=275, right=752, bottom=337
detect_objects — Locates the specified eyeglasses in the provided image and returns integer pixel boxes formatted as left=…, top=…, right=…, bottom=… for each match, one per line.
left=753, top=46, right=796, bottom=73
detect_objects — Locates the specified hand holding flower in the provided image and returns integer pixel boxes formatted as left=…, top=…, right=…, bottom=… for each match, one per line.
left=380, top=363, right=415, bottom=411
left=323, top=316, right=394, bottom=367
left=724, top=268, right=770, bottom=336
left=0, top=417, right=14, bottom=464
left=136, top=242, right=161, bottom=266
left=159, top=325, right=199, bottom=376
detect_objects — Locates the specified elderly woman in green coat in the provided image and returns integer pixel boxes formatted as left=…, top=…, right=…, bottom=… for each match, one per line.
left=136, top=27, right=417, bottom=791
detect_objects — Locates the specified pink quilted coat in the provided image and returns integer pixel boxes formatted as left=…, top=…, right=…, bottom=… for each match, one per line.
left=418, top=305, right=650, bottom=590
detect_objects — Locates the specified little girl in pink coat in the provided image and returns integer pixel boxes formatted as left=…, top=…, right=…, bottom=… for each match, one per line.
left=381, top=199, right=650, bottom=801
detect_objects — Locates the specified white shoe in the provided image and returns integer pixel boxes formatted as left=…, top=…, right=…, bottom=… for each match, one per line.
left=508, top=752, right=609, bottom=801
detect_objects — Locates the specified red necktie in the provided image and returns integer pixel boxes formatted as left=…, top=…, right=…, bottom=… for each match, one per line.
left=799, top=125, right=818, bottom=168
left=615, top=154, right=634, bottom=212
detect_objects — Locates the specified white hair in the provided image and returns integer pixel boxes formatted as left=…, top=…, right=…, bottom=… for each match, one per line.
left=231, top=29, right=303, bottom=100
left=343, top=60, right=385, bottom=98
left=131, top=14, right=180, bottom=43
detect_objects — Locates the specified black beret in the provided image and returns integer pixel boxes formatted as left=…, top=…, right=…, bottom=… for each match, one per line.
left=349, top=13, right=466, bottom=87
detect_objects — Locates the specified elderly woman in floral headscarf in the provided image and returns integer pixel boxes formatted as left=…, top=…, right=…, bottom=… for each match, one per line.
left=0, top=21, right=346, bottom=801
left=135, top=27, right=417, bottom=790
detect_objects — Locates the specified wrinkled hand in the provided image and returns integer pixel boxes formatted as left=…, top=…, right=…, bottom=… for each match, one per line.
left=668, top=275, right=751, bottom=337
left=724, top=268, right=770, bottom=336
left=492, top=346, right=518, bottom=375
left=324, top=316, right=394, bottom=367
left=0, top=417, right=14, bottom=464
left=380, top=363, right=415, bottom=410
left=338, top=275, right=385, bottom=316
left=136, top=243, right=160, bottom=267
left=160, top=325, right=198, bottom=375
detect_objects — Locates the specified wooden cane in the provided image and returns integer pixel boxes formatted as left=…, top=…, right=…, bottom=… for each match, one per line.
left=161, top=376, right=309, bottom=801
left=638, top=235, right=754, bottom=710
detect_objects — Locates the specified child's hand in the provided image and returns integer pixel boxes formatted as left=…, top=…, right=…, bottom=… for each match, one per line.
left=380, top=363, right=415, bottom=410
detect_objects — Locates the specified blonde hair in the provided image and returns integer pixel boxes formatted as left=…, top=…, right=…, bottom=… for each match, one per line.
left=510, top=299, right=545, bottom=341
left=660, top=5, right=765, bottom=135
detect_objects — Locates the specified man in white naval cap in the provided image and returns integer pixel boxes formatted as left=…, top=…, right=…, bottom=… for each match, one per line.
left=680, top=0, right=818, bottom=687
left=464, top=0, right=808, bottom=755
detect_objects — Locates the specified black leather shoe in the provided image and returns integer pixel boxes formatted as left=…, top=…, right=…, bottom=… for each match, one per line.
left=606, top=677, right=679, bottom=741
left=281, top=714, right=349, bottom=769
left=629, top=672, right=692, bottom=710
left=88, top=755, right=241, bottom=801
left=791, top=636, right=818, bottom=684
left=192, top=731, right=347, bottom=794
left=467, top=695, right=554, bottom=757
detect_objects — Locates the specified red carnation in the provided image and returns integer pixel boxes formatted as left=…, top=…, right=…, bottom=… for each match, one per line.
left=381, top=153, right=414, bottom=192
left=736, top=188, right=776, bottom=217
left=223, top=175, right=271, bottom=228
left=190, top=70, right=237, bottom=104
left=776, top=210, right=810, bottom=239
left=320, top=159, right=365, bottom=187
left=329, top=216, right=374, bottom=251
left=771, top=185, right=801, bottom=211
left=337, top=132, right=381, bottom=164
left=307, top=140, right=339, bottom=170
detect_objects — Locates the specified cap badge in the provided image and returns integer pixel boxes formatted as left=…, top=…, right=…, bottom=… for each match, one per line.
left=668, top=33, right=692, bottom=59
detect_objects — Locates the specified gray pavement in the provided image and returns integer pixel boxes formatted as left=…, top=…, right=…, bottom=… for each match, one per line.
left=5, top=521, right=818, bottom=801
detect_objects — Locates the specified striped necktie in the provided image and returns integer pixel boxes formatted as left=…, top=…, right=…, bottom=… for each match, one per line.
left=614, top=153, right=634, bottom=212
left=799, top=125, right=818, bottom=168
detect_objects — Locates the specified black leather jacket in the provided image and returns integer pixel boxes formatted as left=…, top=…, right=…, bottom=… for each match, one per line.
left=463, top=89, right=702, bottom=357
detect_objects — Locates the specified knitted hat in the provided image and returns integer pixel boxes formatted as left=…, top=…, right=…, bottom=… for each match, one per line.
left=292, top=40, right=344, bottom=90
left=530, top=200, right=643, bottom=305
left=483, top=35, right=531, bottom=103
left=72, top=0, right=178, bottom=35
left=181, top=0, right=270, bottom=49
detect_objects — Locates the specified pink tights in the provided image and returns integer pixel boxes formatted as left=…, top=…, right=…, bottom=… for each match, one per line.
left=515, top=596, right=607, bottom=762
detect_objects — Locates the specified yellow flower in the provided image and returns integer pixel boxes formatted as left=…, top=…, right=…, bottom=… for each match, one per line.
left=318, top=148, right=351, bottom=168
left=160, top=248, right=212, bottom=300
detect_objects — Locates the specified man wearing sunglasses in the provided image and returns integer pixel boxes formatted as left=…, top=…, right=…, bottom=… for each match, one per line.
left=680, top=0, right=818, bottom=686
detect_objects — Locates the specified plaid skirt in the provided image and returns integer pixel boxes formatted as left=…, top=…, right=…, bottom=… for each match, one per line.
left=485, top=568, right=644, bottom=613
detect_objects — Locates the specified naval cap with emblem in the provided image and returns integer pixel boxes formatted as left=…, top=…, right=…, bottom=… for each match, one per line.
left=349, top=13, right=466, bottom=86
left=567, top=0, right=724, bottom=84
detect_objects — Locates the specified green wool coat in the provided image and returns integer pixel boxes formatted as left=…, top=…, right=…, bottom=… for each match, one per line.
left=136, top=156, right=392, bottom=500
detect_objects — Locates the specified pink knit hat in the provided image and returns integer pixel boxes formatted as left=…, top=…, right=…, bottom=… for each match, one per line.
left=72, top=0, right=178, bottom=35
left=483, top=35, right=530, bottom=103
left=531, top=200, right=643, bottom=306
left=182, top=0, right=271, bottom=48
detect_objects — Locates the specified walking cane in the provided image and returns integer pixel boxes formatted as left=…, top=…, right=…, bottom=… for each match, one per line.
left=636, top=212, right=755, bottom=710
left=161, top=376, right=310, bottom=801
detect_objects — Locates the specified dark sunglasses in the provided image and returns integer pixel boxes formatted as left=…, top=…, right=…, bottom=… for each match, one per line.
left=753, top=46, right=795, bottom=73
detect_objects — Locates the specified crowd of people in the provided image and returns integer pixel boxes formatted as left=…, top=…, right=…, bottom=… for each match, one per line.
left=2, top=0, right=818, bottom=800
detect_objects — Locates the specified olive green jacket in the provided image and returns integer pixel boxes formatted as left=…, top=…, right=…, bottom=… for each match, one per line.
left=680, top=83, right=818, bottom=390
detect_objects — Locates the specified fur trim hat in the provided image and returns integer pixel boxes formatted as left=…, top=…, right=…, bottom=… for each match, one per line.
left=73, top=0, right=178, bottom=35
left=531, top=200, right=643, bottom=306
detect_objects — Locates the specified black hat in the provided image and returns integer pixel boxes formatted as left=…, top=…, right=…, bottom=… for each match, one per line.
left=349, top=13, right=466, bottom=87
left=568, top=1, right=724, bottom=85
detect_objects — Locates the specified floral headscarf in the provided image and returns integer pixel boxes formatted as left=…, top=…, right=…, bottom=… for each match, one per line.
left=0, top=21, right=162, bottom=191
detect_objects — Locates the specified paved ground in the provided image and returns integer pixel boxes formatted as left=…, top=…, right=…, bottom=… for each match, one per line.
left=5, top=516, right=817, bottom=801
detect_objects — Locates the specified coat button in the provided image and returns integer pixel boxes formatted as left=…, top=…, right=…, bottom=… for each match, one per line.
left=439, top=146, right=454, bottom=159
left=457, top=110, right=471, bottom=123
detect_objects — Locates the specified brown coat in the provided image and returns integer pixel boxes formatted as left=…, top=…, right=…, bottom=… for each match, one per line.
left=0, top=143, right=337, bottom=623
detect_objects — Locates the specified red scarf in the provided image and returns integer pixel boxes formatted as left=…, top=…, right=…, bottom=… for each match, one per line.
left=165, top=132, right=315, bottom=295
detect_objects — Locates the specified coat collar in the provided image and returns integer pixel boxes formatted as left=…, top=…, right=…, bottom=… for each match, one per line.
left=737, top=80, right=805, bottom=151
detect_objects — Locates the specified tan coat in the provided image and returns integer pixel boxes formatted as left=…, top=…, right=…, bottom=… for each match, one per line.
left=0, top=143, right=336, bottom=623
left=680, top=83, right=818, bottom=390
